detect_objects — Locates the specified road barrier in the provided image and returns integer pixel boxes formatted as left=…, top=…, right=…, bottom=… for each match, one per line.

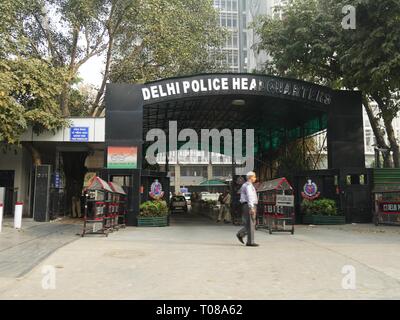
left=14, top=202, right=23, bottom=229
left=0, top=203, right=3, bottom=233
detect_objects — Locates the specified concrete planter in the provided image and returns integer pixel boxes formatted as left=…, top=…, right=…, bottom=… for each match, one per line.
left=137, top=216, right=168, bottom=227
left=302, top=215, right=346, bottom=225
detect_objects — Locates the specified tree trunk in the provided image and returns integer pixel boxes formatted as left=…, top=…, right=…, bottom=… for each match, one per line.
left=60, top=27, right=80, bottom=117
left=60, top=82, right=71, bottom=117
left=372, top=94, right=400, bottom=168
left=382, top=113, right=400, bottom=168
left=362, top=96, right=392, bottom=167
left=23, top=143, right=42, bottom=166
left=61, top=152, right=88, bottom=216
left=90, top=34, right=114, bottom=117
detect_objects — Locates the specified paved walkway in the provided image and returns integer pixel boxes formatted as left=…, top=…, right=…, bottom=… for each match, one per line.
left=0, top=218, right=81, bottom=285
left=1, top=213, right=400, bottom=299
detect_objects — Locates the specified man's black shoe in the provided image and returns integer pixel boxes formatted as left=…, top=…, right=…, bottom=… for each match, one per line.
left=246, top=243, right=259, bottom=247
left=236, top=234, right=244, bottom=244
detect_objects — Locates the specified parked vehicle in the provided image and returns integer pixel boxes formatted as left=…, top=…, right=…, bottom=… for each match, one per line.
left=183, top=193, right=192, bottom=206
left=200, top=192, right=221, bottom=202
left=170, top=195, right=188, bottom=213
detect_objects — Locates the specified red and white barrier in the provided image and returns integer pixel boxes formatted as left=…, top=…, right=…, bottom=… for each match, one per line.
left=14, top=202, right=23, bottom=229
left=0, top=203, right=3, bottom=233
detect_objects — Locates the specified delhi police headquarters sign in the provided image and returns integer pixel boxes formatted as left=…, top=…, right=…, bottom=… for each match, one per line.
left=141, top=74, right=332, bottom=107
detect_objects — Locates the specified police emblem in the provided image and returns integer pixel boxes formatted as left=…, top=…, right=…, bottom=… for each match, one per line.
left=149, top=179, right=164, bottom=200
left=301, top=179, right=320, bottom=200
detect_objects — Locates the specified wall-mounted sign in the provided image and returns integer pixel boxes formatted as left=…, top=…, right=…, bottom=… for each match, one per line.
left=70, top=127, right=89, bottom=141
left=53, top=172, right=61, bottom=189
left=180, top=187, right=188, bottom=194
left=379, top=202, right=400, bottom=214
left=276, top=195, right=294, bottom=207
left=301, top=179, right=321, bottom=200
left=149, top=179, right=164, bottom=200
left=107, top=146, right=138, bottom=169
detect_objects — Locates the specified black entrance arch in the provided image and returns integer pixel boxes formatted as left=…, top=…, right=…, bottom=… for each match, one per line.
left=104, top=73, right=365, bottom=225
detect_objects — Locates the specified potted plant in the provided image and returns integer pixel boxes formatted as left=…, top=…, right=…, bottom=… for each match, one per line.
left=138, top=200, right=169, bottom=227
left=301, top=198, right=345, bottom=225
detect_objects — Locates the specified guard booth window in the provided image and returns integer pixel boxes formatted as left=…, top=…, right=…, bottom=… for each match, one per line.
left=346, top=174, right=367, bottom=185
left=111, top=176, right=131, bottom=187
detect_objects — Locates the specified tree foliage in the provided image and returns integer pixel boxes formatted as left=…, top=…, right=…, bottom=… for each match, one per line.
left=0, top=0, right=68, bottom=145
left=1, top=0, right=225, bottom=144
left=254, top=0, right=400, bottom=167
left=109, top=0, right=225, bottom=84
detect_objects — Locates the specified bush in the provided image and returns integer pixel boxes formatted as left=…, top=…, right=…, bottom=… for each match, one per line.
left=140, top=200, right=169, bottom=217
left=301, top=199, right=338, bottom=216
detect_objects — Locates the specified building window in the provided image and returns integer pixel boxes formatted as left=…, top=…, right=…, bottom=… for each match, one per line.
left=180, top=166, right=208, bottom=178
left=213, top=165, right=232, bottom=177
left=232, top=0, right=238, bottom=11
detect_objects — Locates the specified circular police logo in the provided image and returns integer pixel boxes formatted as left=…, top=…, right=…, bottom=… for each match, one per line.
left=149, top=179, right=164, bottom=200
left=301, top=179, right=320, bottom=200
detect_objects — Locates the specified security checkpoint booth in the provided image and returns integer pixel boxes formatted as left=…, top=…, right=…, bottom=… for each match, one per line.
left=82, top=176, right=113, bottom=236
left=256, top=177, right=295, bottom=234
left=108, top=181, right=128, bottom=229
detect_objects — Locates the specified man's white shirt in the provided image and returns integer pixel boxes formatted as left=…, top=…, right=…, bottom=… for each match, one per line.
left=240, top=182, right=258, bottom=209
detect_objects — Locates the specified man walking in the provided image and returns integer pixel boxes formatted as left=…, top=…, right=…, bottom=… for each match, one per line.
left=236, top=171, right=259, bottom=247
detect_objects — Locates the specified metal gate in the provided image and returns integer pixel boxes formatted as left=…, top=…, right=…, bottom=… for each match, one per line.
left=342, top=184, right=372, bottom=223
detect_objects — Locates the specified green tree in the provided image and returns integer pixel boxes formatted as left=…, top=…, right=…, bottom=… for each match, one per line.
left=5, top=0, right=224, bottom=116
left=0, top=0, right=68, bottom=152
left=1, top=0, right=224, bottom=143
left=105, top=0, right=224, bottom=114
left=254, top=0, right=400, bottom=167
left=17, top=0, right=117, bottom=116
left=93, top=0, right=225, bottom=115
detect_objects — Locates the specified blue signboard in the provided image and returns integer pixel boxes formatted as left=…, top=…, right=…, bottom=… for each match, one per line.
left=70, top=127, right=89, bottom=142
left=54, top=172, right=61, bottom=189
left=180, top=187, right=188, bottom=194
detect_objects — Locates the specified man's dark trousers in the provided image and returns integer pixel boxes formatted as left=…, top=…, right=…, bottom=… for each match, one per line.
left=237, top=204, right=255, bottom=245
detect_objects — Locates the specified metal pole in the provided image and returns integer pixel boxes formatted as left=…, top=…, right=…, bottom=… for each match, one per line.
left=0, top=203, right=3, bottom=233
left=165, top=131, right=169, bottom=173
left=374, top=148, right=380, bottom=168
left=301, top=125, right=306, bottom=167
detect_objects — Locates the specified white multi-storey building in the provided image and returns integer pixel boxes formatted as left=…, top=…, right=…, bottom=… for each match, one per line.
left=212, top=0, right=291, bottom=71
left=213, top=0, right=274, bottom=72
left=213, top=0, right=248, bottom=72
